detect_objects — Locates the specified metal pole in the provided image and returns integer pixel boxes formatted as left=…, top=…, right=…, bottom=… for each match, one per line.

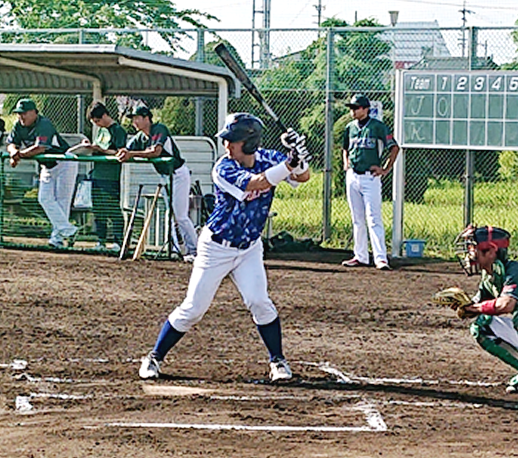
left=195, top=29, right=205, bottom=136
left=0, top=155, right=5, bottom=246
left=322, top=29, right=334, bottom=241
left=464, top=150, right=475, bottom=227
left=464, top=26, right=477, bottom=227
left=169, top=173, right=173, bottom=259
left=77, top=29, right=85, bottom=134
left=392, top=69, right=405, bottom=257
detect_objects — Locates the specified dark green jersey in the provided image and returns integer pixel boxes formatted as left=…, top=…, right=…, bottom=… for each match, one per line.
left=91, top=123, right=127, bottom=181
left=127, top=123, right=184, bottom=176
left=342, top=117, right=398, bottom=173
left=6, top=115, right=69, bottom=169
left=475, top=259, right=518, bottom=312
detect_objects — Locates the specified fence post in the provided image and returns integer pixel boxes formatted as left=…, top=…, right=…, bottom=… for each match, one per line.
left=195, top=29, right=205, bottom=136
left=0, top=156, right=5, bottom=246
left=77, top=29, right=85, bottom=134
left=464, top=26, right=478, bottom=227
left=322, top=29, right=334, bottom=242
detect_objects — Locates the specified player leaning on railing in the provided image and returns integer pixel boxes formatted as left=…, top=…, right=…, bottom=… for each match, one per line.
left=139, top=112, right=310, bottom=382
left=6, top=98, right=78, bottom=248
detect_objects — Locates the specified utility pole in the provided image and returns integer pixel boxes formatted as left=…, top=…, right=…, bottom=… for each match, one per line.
left=459, top=0, right=474, bottom=58
left=251, top=0, right=271, bottom=69
left=313, top=0, right=324, bottom=27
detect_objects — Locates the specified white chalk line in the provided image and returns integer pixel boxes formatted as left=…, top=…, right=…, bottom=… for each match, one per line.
left=89, top=401, right=386, bottom=433
left=302, top=361, right=502, bottom=388
left=94, top=422, right=375, bottom=433
left=2, top=358, right=504, bottom=387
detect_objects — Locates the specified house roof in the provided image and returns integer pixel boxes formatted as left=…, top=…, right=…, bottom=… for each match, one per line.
left=410, top=56, right=499, bottom=70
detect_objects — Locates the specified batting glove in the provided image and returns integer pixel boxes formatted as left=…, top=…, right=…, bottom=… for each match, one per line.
left=281, top=128, right=312, bottom=162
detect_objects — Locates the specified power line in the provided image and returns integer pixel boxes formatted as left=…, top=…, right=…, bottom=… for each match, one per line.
left=394, top=0, right=516, bottom=11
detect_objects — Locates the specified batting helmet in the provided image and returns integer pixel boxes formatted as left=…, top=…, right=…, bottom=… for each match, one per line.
left=216, top=113, right=264, bottom=154
left=454, top=224, right=510, bottom=276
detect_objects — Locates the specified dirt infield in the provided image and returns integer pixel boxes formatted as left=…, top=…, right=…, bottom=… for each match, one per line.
left=1, top=248, right=517, bottom=458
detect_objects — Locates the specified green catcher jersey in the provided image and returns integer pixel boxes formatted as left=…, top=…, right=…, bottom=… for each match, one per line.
left=476, top=259, right=518, bottom=309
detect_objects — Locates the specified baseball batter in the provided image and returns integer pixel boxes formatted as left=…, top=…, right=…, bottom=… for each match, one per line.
left=7, top=98, right=78, bottom=248
left=341, top=94, right=399, bottom=270
left=139, top=113, right=310, bottom=382
left=117, top=106, right=198, bottom=258
left=454, top=225, right=518, bottom=394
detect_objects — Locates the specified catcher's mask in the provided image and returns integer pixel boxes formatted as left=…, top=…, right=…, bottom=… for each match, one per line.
left=216, top=113, right=264, bottom=155
left=454, top=224, right=510, bottom=276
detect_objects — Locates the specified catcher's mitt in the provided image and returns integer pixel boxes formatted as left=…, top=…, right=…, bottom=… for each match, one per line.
left=432, top=287, right=478, bottom=319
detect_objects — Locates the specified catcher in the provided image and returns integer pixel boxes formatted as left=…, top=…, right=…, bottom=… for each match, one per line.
left=433, top=225, right=518, bottom=394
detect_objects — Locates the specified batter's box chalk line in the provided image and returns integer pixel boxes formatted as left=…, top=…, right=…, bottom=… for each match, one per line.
left=300, top=361, right=502, bottom=388
left=87, top=399, right=387, bottom=434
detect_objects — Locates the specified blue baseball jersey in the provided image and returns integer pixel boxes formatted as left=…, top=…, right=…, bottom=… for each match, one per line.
left=207, top=148, right=287, bottom=245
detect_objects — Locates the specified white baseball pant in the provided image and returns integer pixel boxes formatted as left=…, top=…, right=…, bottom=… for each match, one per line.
left=38, top=161, right=79, bottom=242
left=161, top=164, right=198, bottom=255
left=346, top=168, right=388, bottom=265
left=168, top=227, right=278, bottom=332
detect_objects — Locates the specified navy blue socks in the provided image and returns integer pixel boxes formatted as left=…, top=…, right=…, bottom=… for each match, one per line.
left=151, top=320, right=185, bottom=361
left=257, top=316, right=284, bottom=362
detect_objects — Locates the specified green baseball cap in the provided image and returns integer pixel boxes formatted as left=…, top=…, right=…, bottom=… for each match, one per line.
left=346, top=94, right=370, bottom=109
left=13, top=98, right=37, bottom=113
left=127, top=106, right=152, bottom=118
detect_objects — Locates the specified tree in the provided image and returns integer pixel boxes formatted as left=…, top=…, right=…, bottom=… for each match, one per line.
left=252, top=18, right=393, bottom=192
left=0, top=0, right=217, bottom=51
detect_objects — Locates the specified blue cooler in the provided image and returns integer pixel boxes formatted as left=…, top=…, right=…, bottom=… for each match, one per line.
left=403, top=239, right=426, bottom=258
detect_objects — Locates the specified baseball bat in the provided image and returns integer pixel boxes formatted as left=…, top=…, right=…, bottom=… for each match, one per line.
left=132, top=184, right=162, bottom=261
left=214, top=42, right=287, bottom=133
left=119, top=184, right=143, bottom=260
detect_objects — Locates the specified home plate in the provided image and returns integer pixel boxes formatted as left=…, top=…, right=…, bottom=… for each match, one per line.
left=142, top=385, right=214, bottom=396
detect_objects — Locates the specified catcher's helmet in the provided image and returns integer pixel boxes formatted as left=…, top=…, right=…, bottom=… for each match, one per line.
left=454, top=224, right=510, bottom=276
left=216, top=113, right=264, bottom=154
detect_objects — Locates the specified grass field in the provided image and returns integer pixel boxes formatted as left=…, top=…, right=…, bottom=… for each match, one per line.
left=271, top=172, right=518, bottom=258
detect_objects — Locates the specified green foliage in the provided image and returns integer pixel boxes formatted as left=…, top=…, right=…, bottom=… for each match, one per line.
left=0, top=0, right=217, bottom=51
left=160, top=97, right=195, bottom=136
left=498, top=150, right=518, bottom=180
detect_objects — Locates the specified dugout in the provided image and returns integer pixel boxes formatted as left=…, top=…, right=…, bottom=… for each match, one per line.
left=0, top=44, right=239, bottom=254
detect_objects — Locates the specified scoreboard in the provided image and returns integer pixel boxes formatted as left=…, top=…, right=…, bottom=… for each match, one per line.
left=400, top=70, right=518, bottom=150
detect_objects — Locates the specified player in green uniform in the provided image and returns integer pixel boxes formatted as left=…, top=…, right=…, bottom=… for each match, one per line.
left=117, top=106, right=198, bottom=259
left=341, top=94, right=399, bottom=270
left=83, top=101, right=127, bottom=251
left=455, top=225, right=518, bottom=394
left=7, top=98, right=78, bottom=248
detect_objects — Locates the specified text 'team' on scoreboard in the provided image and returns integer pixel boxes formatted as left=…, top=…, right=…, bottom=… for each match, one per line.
left=401, top=70, right=518, bottom=151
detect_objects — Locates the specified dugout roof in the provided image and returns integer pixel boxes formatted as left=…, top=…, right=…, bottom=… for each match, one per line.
left=0, top=44, right=239, bottom=155
left=0, top=44, right=239, bottom=97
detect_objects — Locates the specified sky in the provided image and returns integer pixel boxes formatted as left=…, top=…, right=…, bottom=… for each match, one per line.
left=163, top=0, right=518, bottom=63
left=174, top=0, right=518, bottom=29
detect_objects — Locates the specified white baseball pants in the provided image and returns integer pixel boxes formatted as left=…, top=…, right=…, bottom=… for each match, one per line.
left=488, top=316, right=518, bottom=349
left=346, top=168, right=388, bottom=265
left=38, top=161, right=79, bottom=241
left=161, top=164, right=198, bottom=255
left=168, top=227, right=278, bottom=332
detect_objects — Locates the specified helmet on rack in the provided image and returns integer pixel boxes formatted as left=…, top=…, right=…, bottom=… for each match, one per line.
left=216, top=113, right=264, bottom=154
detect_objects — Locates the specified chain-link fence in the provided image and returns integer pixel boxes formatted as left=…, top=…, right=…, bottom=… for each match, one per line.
left=1, top=25, right=518, bottom=257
